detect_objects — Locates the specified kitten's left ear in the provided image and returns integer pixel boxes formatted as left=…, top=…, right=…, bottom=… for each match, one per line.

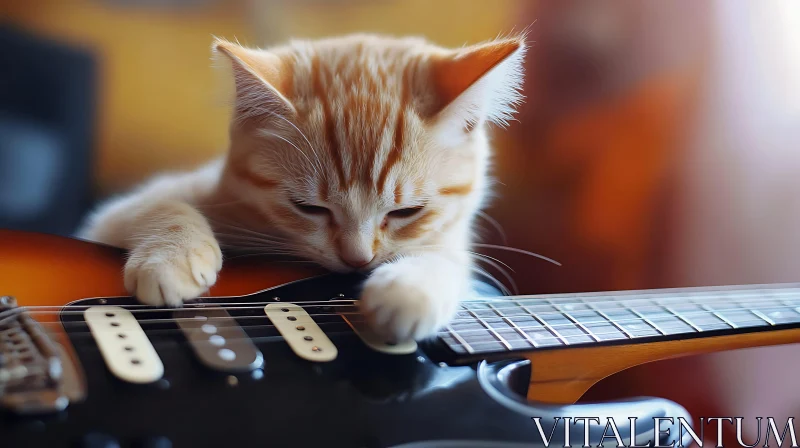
left=212, top=37, right=296, bottom=122
left=425, top=35, right=527, bottom=135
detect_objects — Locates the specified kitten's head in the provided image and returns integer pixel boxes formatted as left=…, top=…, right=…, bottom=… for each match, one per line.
left=213, top=33, right=526, bottom=272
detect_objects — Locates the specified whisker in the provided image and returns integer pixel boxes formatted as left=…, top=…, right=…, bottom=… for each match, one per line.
left=219, top=242, right=298, bottom=252
left=207, top=219, right=290, bottom=242
left=470, top=256, right=518, bottom=295
left=269, top=114, right=325, bottom=173
left=470, top=266, right=512, bottom=296
left=259, top=130, right=319, bottom=176
left=465, top=251, right=515, bottom=273
left=395, top=244, right=517, bottom=293
left=215, top=233, right=293, bottom=247
left=475, top=211, right=508, bottom=244
left=471, top=243, right=561, bottom=266
left=223, top=251, right=305, bottom=261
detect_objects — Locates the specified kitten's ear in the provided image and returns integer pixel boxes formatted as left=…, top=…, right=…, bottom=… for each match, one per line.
left=212, top=37, right=296, bottom=122
left=426, top=35, right=527, bottom=136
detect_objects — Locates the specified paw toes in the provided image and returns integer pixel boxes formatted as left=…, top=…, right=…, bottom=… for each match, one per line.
left=187, top=255, right=206, bottom=287
left=188, top=258, right=217, bottom=289
left=210, top=241, right=223, bottom=270
left=135, top=270, right=166, bottom=306
left=158, top=281, right=185, bottom=308
left=123, top=268, right=138, bottom=296
left=124, top=231, right=222, bottom=308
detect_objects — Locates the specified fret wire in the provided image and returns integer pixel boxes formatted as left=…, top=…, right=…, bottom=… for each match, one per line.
left=661, top=304, right=703, bottom=332
left=445, top=298, right=800, bottom=324
left=438, top=303, right=800, bottom=344
left=440, top=319, right=796, bottom=352
left=712, top=293, right=781, bottom=327
left=441, top=285, right=800, bottom=322
left=723, top=294, right=780, bottom=326
left=455, top=287, right=800, bottom=310
left=700, top=304, right=738, bottom=329
left=465, top=293, right=800, bottom=320
left=445, top=302, right=800, bottom=328
left=626, top=303, right=667, bottom=336
left=441, top=302, right=800, bottom=337
left=750, top=309, right=775, bottom=326
left=465, top=309, right=513, bottom=351
left=582, top=298, right=635, bottom=339
left=447, top=316, right=783, bottom=349
left=546, top=299, right=601, bottom=342
left=549, top=285, right=800, bottom=302
left=516, top=301, right=570, bottom=345
left=769, top=286, right=800, bottom=309
left=487, top=302, right=539, bottom=348
left=446, top=324, right=475, bottom=354
left=437, top=298, right=800, bottom=352
left=778, top=297, right=800, bottom=315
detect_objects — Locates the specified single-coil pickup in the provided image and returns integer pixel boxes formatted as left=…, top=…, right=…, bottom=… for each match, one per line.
left=173, top=308, right=263, bottom=372
left=264, top=303, right=337, bottom=362
left=84, top=306, right=163, bottom=384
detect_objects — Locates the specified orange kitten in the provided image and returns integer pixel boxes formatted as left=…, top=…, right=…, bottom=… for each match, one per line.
left=77, top=33, right=527, bottom=341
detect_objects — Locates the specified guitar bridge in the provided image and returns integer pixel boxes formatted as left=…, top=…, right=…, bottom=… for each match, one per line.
left=0, top=296, right=85, bottom=415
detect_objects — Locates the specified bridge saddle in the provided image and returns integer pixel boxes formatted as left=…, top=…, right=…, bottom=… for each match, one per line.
left=0, top=296, right=85, bottom=415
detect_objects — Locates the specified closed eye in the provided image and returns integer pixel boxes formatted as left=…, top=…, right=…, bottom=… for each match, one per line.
left=387, top=206, right=424, bottom=219
left=291, top=200, right=330, bottom=216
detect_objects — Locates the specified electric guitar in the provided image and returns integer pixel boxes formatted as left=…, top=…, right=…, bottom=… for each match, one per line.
left=2, top=229, right=799, bottom=447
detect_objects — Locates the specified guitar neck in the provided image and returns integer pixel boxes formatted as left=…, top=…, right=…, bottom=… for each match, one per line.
left=439, top=282, right=800, bottom=357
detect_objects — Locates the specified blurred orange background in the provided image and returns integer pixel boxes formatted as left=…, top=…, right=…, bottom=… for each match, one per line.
left=2, top=0, right=519, bottom=193
left=3, top=0, right=800, bottom=441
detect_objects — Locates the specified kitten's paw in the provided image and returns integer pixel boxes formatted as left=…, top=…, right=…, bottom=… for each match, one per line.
left=124, top=231, right=223, bottom=307
left=360, top=258, right=463, bottom=341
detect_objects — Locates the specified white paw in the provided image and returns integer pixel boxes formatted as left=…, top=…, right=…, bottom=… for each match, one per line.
left=359, top=257, right=464, bottom=341
left=124, top=230, right=222, bottom=307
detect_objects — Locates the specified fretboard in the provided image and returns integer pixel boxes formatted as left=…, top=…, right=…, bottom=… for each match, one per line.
left=438, top=283, right=800, bottom=356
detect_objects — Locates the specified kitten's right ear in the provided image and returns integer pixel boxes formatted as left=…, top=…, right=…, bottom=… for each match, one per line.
left=212, top=37, right=296, bottom=122
left=423, top=35, right=527, bottom=140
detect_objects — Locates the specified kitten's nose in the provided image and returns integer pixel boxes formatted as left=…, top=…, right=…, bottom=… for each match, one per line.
left=340, top=253, right=373, bottom=269
left=339, top=233, right=375, bottom=269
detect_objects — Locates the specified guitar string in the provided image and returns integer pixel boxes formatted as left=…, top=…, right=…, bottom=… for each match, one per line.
left=18, top=302, right=800, bottom=343
left=5, top=300, right=800, bottom=338
left=5, top=302, right=800, bottom=343
left=8, top=289, right=800, bottom=326
left=40, top=315, right=790, bottom=350
left=9, top=285, right=800, bottom=313
left=23, top=298, right=800, bottom=329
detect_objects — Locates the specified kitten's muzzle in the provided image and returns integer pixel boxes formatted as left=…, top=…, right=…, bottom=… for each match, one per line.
left=340, top=254, right=373, bottom=269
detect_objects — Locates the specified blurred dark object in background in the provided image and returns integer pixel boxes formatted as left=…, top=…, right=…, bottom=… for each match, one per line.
left=0, top=23, right=97, bottom=236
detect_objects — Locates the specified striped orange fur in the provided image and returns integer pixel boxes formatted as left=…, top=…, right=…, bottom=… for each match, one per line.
left=78, top=32, right=528, bottom=340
